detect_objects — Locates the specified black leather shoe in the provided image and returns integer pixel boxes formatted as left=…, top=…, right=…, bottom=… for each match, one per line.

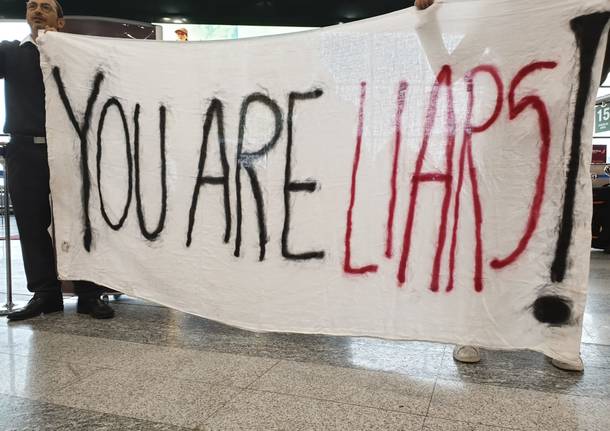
left=7, top=293, right=63, bottom=321
left=77, top=297, right=115, bottom=319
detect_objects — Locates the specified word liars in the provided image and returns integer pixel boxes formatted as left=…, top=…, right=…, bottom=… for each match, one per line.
left=347, top=62, right=557, bottom=292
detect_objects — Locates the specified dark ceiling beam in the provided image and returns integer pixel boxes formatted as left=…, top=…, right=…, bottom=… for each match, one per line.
left=0, top=0, right=416, bottom=27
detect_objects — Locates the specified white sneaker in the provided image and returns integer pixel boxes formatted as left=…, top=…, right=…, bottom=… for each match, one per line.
left=551, top=356, right=584, bottom=372
left=452, top=345, right=481, bottom=363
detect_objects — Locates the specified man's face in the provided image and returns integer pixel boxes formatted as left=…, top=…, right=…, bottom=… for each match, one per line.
left=26, top=0, right=64, bottom=33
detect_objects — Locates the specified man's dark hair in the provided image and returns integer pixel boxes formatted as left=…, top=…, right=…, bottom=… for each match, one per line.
left=55, top=0, right=64, bottom=18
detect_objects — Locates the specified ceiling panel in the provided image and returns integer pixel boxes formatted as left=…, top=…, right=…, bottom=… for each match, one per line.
left=0, top=0, right=416, bottom=26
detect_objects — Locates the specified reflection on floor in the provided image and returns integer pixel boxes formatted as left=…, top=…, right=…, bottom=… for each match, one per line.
left=0, top=229, right=609, bottom=429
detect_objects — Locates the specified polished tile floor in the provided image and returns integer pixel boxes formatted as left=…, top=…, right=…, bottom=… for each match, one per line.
left=0, top=223, right=609, bottom=430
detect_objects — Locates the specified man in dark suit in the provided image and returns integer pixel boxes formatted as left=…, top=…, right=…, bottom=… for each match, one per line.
left=0, top=0, right=114, bottom=320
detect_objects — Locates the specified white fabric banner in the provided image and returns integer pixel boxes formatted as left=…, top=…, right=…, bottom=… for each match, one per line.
left=39, top=0, right=610, bottom=362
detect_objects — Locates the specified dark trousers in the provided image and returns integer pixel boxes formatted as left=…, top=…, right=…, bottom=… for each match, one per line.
left=6, top=139, right=103, bottom=298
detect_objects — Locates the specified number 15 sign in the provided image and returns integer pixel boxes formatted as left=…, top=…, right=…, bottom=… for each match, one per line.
left=596, top=103, right=610, bottom=134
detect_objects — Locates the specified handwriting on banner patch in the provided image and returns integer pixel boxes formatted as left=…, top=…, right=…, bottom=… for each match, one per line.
left=51, top=61, right=557, bottom=293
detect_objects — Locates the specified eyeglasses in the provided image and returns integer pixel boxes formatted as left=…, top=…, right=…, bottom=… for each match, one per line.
left=26, top=1, right=55, bottom=13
